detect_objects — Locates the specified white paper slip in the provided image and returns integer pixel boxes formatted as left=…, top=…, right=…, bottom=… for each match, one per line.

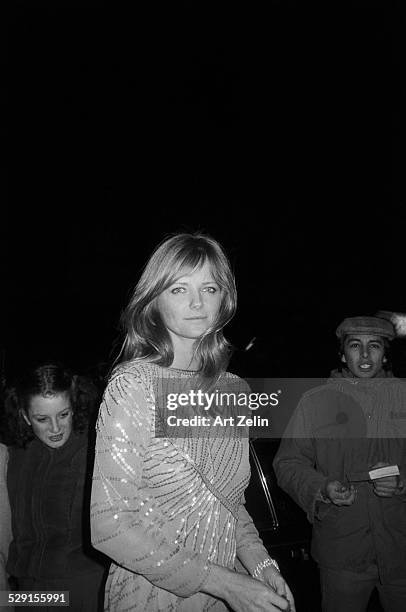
left=368, top=465, right=400, bottom=480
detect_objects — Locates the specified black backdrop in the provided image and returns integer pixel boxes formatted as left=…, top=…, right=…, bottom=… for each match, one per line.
left=5, top=1, right=406, bottom=379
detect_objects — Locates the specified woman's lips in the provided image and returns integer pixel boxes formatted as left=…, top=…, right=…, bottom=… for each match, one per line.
left=49, top=434, right=63, bottom=441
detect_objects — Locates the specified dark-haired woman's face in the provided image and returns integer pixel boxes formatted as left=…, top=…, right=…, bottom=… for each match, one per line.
left=156, top=262, right=222, bottom=342
left=23, top=392, right=73, bottom=448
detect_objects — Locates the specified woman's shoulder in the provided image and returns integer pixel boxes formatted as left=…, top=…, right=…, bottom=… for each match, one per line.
left=110, top=359, right=155, bottom=376
left=223, top=370, right=241, bottom=380
left=107, top=360, right=162, bottom=391
left=100, top=361, right=163, bottom=417
left=223, top=370, right=249, bottom=383
left=221, top=370, right=251, bottom=392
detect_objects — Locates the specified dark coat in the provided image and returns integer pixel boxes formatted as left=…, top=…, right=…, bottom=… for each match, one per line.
left=273, top=376, right=406, bottom=581
left=7, top=430, right=105, bottom=580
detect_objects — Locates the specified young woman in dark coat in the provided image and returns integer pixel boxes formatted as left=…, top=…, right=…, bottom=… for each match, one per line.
left=3, top=363, right=107, bottom=612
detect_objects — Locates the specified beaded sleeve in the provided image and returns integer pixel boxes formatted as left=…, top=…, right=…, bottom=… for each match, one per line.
left=233, top=380, right=277, bottom=574
left=235, top=498, right=275, bottom=575
left=90, top=370, right=212, bottom=598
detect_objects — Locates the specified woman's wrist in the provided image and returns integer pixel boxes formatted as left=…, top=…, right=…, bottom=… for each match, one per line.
left=201, top=564, right=233, bottom=600
left=252, top=557, right=280, bottom=580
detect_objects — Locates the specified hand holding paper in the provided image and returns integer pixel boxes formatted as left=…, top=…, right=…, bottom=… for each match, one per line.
left=369, top=464, right=400, bottom=480
left=370, top=462, right=402, bottom=497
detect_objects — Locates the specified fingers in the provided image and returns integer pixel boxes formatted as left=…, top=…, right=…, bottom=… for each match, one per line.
left=334, top=497, right=354, bottom=506
left=274, top=575, right=287, bottom=598
left=261, top=569, right=294, bottom=611
left=395, top=480, right=405, bottom=495
left=274, top=594, right=291, bottom=611
left=285, top=585, right=296, bottom=612
left=262, top=571, right=286, bottom=598
left=374, top=476, right=397, bottom=484
left=373, top=476, right=399, bottom=497
left=327, top=481, right=352, bottom=498
left=262, top=578, right=291, bottom=610
left=330, top=483, right=356, bottom=505
left=373, top=485, right=398, bottom=497
left=224, top=572, right=290, bottom=612
left=262, top=588, right=290, bottom=611
left=374, top=483, right=398, bottom=492
left=334, top=488, right=353, bottom=499
left=271, top=576, right=294, bottom=611
left=370, top=463, right=395, bottom=495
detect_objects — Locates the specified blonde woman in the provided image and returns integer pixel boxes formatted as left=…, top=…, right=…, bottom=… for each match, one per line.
left=91, top=233, right=295, bottom=612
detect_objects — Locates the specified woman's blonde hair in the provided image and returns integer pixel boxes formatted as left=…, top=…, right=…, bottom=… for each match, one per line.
left=116, top=233, right=237, bottom=378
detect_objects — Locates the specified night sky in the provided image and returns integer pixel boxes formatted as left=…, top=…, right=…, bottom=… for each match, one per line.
left=5, top=1, right=406, bottom=380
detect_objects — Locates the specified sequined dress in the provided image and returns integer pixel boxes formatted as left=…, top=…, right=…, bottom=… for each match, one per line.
left=90, top=361, right=269, bottom=611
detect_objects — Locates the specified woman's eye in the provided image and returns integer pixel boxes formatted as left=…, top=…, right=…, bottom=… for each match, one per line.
left=202, top=286, right=218, bottom=293
left=60, top=412, right=70, bottom=418
left=171, top=287, right=186, bottom=294
left=36, top=418, right=47, bottom=423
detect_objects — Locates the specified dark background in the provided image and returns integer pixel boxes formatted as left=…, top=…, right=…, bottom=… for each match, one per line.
left=4, top=1, right=406, bottom=381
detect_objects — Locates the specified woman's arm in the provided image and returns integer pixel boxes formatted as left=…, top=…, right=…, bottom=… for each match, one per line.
left=234, top=502, right=295, bottom=611
left=235, top=501, right=270, bottom=573
left=90, top=370, right=213, bottom=598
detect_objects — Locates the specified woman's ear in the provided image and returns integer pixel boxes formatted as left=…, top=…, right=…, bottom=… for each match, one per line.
left=341, top=354, right=346, bottom=363
left=383, top=356, right=387, bottom=363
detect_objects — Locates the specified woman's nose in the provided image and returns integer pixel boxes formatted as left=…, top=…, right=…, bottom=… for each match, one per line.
left=50, top=418, right=60, bottom=433
left=190, top=289, right=202, bottom=309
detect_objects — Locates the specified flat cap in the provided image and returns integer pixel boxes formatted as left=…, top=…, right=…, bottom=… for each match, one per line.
left=336, top=316, right=395, bottom=340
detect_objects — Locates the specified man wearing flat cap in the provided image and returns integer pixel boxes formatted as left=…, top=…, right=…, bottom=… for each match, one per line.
left=273, top=316, right=406, bottom=612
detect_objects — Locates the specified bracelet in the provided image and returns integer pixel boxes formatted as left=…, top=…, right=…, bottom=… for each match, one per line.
left=252, top=557, right=280, bottom=579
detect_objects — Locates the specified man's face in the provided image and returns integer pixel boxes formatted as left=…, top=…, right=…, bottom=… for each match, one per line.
left=342, top=334, right=386, bottom=378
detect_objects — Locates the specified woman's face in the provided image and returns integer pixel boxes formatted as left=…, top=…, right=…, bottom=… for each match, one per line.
left=23, top=391, right=73, bottom=449
left=156, top=261, right=222, bottom=342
